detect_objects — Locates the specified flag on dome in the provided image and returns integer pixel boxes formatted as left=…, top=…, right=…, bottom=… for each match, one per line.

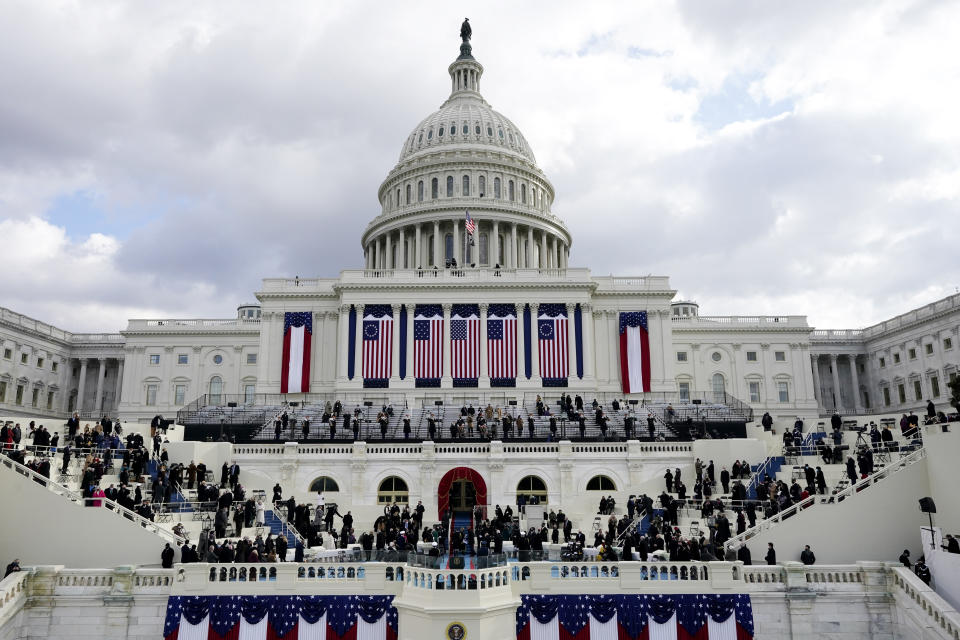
left=464, top=210, right=476, bottom=235
left=538, top=304, right=569, bottom=382
left=280, top=312, right=312, bottom=394
left=487, top=304, right=517, bottom=382
left=450, top=304, right=479, bottom=383
left=163, top=595, right=398, bottom=640
left=363, top=306, right=393, bottom=385
left=515, top=593, right=754, bottom=640
left=619, top=311, right=651, bottom=394
left=414, top=304, right=443, bottom=384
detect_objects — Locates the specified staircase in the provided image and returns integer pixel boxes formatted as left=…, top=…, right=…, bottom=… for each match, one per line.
left=747, top=456, right=785, bottom=500
left=168, top=489, right=193, bottom=514
left=263, top=509, right=300, bottom=548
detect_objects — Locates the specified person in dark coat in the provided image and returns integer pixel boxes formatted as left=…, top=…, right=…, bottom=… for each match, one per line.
left=800, top=545, right=816, bottom=565
left=737, top=545, right=752, bottom=565
left=765, top=542, right=776, bottom=565
left=161, top=543, right=175, bottom=568
left=846, top=457, right=857, bottom=483
left=914, top=557, right=931, bottom=585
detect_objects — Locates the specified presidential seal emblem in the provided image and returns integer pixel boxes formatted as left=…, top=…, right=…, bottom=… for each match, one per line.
left=445, top=621, right=467, bottom=639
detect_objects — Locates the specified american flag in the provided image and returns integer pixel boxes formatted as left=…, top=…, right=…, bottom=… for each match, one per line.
left=538, top=304, right=568, bottom=380
left=414, top=304, right=443, bottom=380
left=464, top=210, right=476, bottom=235
left=164, top=595, right=398, bottom=640
left=280, top=312, right=312, bottom=394
left=363, top=305, right=393, bottom=381
left=451, top=304, right=479, bottom=381
left=516, top=593, right=753, bottom=640
left=488, top=303, right=517, bottom=380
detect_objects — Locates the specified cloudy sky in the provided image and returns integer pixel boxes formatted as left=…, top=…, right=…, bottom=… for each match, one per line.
left=1, top=0, right=958, bottom=332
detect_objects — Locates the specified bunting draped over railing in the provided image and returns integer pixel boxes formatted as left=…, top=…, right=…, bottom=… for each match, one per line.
left=516, top=594, right=754, bottom=640
left=164, top=595, right=398, bottom=640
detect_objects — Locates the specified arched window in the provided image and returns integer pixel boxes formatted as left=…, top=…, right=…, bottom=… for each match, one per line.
left=378, top=476, right=409, bottom=504
left=517, top=475, right=548, bottom=504
left=405, top=184, right=411, bottom=204
left=521, top=184, right=527, bottom=204
left=586, top=475, right=617, bottom=491
left=494, top=177, right=501, bottom=199
left=712, top=373, right=726, bottom=403
left=446, top=176, right=454, bottom=198
left=417, top=180, right=424, bottom=202
left=508, top=180, right=515, bottom=201
left=431, top=177, right=438, bottom=199
left=309, top=476, right=340, bottom=492
left=462, top=175, right=470, bottom=197
left=445, top=234, right=454, bottom=261
left=479, top=233, right=488, bottom=265
left=209, top=376, right=223, bottom=405
left=478, top=175, right=486, bottom=197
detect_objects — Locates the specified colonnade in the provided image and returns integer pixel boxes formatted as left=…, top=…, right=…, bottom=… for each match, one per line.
left=363, top=219, right=569, bottom=271
left=335, top=302, right=593, bottom=387
left=70, top=357, right=123, bottom=415
left=811, top=353, right=863, bottom=413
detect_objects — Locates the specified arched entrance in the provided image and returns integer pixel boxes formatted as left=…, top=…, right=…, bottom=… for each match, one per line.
left=437, top=467, right=487, bottom=520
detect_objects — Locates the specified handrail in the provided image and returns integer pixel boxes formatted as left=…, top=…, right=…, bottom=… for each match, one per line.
left=0, top=570, right=29, bottom=628
left=889, top=565, right=960, bottom=639
left=0, top=454, right=186, bottom=547
left=726, top=447, right=927, bottom=549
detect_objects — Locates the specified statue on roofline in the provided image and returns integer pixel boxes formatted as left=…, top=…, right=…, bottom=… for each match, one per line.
left=460, top=18, right=471, bottom=43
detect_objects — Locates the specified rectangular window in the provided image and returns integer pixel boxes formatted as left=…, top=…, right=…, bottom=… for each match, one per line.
left=2, top=348, right=10, bottom=359
left=774, top=351, right=786, bottom=362
left=894, top=353, right=901, bottom=364
left=777, top=382, right=789, bottom=402
left=174, top=384, right=187, bottom=406
left=897, top=384, right=906, bottom=404
left=15, top=385, right=24, bottom=405
left=31, top=388, right=39, bottom=407
left=913, top=380, right=923, bottom=401
left=879, top=357, right=885, bottom=368
left=52, top=361, right=58, bottom=372
left=46, top=391, right=54, bottom=410
left=177, top=354, right=188, bottom=365
left=146, top=384, right=158, bottom=406
left=36, top=357, right=44, bottom=368
left=908, top=348, right=917, bottom=360
left=149, top=354, right=160, bottom=365
left=247, top=353, right=258, bottom=365
left=0, top=381, right=5, bottom=402
left=676, top=351, right=688, bottom=362
left=749, top=382, right=761, bottom=403
left=746, top=351, right=757, bottom=362
left=244, top=384, right=256, bottom=404
left=883, top=387, right=891, bottom=406
left=678, top=382, right=690, bottom=401
left=945, top=338, right=954, bottom=350
left=925, top=343, right=934, bottom=355
left=21, top=353, right=28, bottom=364
left=931, top=376, right=940, bottom=398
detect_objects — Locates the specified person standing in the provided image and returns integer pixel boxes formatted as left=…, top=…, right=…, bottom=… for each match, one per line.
left=161, top=543, right=175, bottom=569
left=800, top=545, right=816, bottom=565
left=914, top=557, right=931, bottom=585
left=765, top=542, right=776, bottom=565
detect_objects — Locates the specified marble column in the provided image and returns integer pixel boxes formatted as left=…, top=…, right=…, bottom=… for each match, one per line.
left=433, top=221, right=441, bottom=268
left=849, top=355, right=863, bottom=412
left=442, top=304, right=452, bottom=384
left=829, top=353, right=843, bottom=411
left=582, top=304, right=595, bottom=379
left=384, top=233, right=393, bottom=269
left=510, top=223, right=518, bottom=269
left=94, top=358, right=107, bottom=413
left=540, top=232, right=548, bottom=269
left=491, top=221, right=500, bottom=267
left=399, top=228, right=406, bottom=269
left=414, top=224, right=422, bottom=269
left=114, top=359, right=124, bottom=411
left=390, top=304, right=401, bottom=386
left=337, top=305, right=350, bottom=380
left=531, top=303, right=541, bottom=383
left=810, top=354, right=822, bottom=407
left=526, top=227, right=533, bottom=269
left=77, top=358, right=88, bottom=414
left=405, top=305, right=415, bottom=382
left=479, top=303, right=489, bottom=385
left=354, top=306, right=364, bottom=382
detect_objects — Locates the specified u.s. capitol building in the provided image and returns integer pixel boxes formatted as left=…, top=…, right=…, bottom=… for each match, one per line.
left=0, top=33, right=957, bottom=426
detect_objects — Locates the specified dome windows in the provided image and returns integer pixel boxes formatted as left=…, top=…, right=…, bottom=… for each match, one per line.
left=498, top=127, right=504, bottom=139
left=494, top=177, right=501, bottom=199
left=427, top=129, right=433, bottom=140
left=478, top=175, right=486, bottom=196
left=508, top=180, right=515, bottom=202
left=446, top=176, right=454, bottom=198
left=475, top=125, right=481, bottom=135
left=417, top=180, right=424, bottom=202
left=462, top=175, right=470, bottom=197
left=405, top=184, right=412, bottom=205
left=431, top=177, right=438, bottom=199
left=418, top=133, right=423, bottom=144
left=438, top=126, right=444, bottom=137
left=463, top=124, right=469, bottom=135
left=487, top=126, right=493, bottom=137
left=521, top=183, right=527, bottom=204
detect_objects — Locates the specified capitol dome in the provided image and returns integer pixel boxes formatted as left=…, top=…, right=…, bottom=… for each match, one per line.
left=362, top=30, right=571, bottom=272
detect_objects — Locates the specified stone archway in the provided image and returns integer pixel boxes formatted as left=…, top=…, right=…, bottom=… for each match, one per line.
left=437, top=466, right=487, bottom=520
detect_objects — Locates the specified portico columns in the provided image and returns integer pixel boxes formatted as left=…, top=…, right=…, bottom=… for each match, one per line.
left=582, top=304, right=595, bottom=379
left=452, top=219, right=460, bottom=265
left=441, top=304, right=452, bottom=385
left=76, top=359, right=88, bottom=414
left=829, top=354, right=843, bottom=411
left=540, top=232, right=547, bottom=269
left=94, top=358, right=106, bottom=414
left=337, top=305, right=350, bottom=381
left=354, top=306, right=364, bottom=384
left=114, top=359, right=124, bottom=411
left=526, top=227, right=533, bottom=268
left=849, top=355, right=863, bottom=412
left=390, top=304, right=401, bottom=386
left=432, top=221, right=440, bottom=268
left=491, top=221, right=499, bottom=267
left=399, top=228, right=406, bottom=269
left=414, top=224, right=422, bottom=269
left=384, top=233, right=393, bottom=269
left=479, top=303, right=489, bottom=386
left=510, top=223, right=518, bottom=268
left=810, top=354, right=822, bottom=407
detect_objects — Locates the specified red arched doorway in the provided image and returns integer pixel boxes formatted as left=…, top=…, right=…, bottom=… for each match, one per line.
left=437, top=466, right=487, bottom=519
